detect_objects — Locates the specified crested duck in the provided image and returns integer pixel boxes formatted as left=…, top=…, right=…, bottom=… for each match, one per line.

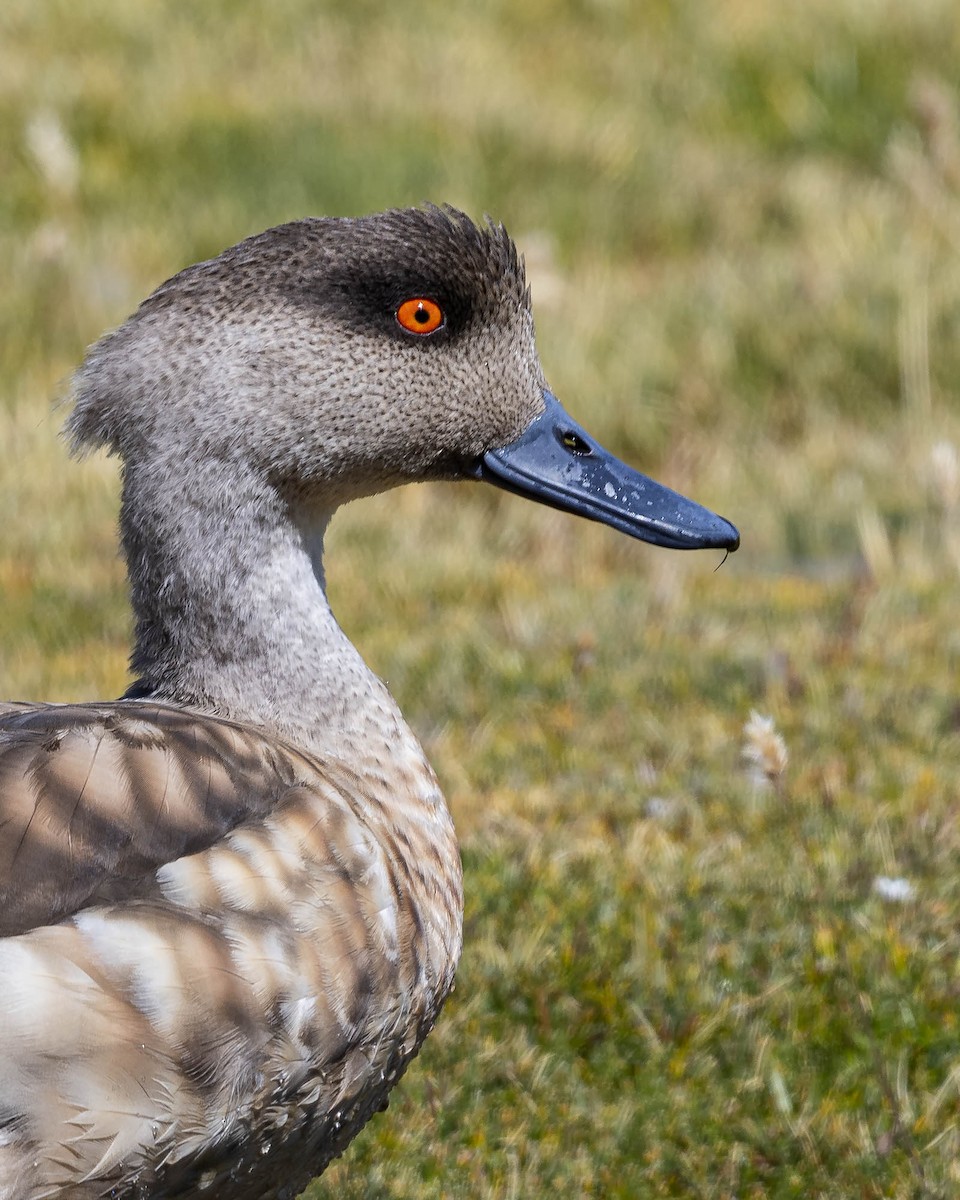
left=0, top=206, right=739, bottom=1199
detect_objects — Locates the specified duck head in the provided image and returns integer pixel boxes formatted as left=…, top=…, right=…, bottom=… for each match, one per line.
left=71, top=206, right=738, bottom=552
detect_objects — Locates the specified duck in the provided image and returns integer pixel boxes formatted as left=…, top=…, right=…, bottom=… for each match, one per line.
left=0, top=206, right=739, bottom=1200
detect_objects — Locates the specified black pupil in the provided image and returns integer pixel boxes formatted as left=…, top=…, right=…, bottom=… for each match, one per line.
left=414, top=305, right=430, bottom=323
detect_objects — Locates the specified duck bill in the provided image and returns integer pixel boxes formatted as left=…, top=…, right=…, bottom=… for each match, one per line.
left=474, top=391, right=740, bottom=552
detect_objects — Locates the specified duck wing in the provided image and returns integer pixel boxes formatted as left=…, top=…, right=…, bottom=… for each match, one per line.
left=0, top=701, right=312, bottom=936
left=0, top=700, right=461, bottom=1197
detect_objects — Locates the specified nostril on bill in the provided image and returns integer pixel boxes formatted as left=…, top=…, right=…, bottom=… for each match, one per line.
left=556, top=429, right=593, bottom=456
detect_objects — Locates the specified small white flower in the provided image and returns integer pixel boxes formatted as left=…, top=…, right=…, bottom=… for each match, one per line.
left=742, top=710, right=788, bottom=789
left=872, top=876, right=915, bottom=902
left=644, top=796, right=674, bottom=820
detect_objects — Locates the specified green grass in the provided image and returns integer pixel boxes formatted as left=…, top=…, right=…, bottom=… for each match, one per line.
left=3, top=1, right=960, bottom=1196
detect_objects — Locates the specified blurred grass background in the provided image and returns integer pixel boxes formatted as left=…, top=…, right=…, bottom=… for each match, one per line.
left=3, top=0, right=960, bottom=1196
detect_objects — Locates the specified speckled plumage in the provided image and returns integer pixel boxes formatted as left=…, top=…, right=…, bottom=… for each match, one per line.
left=0, top=205, right=736, bottom=1199
left=1, top=207, right=540, bottom=1199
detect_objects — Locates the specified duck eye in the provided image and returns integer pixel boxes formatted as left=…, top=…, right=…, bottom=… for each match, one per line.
left=396, top=297, right=444, bottom=335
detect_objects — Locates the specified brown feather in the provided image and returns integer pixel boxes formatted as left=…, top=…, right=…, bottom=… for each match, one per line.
left=0, top=704, right=308, bottom=936
left=0, top=702, right=461, bottom=1199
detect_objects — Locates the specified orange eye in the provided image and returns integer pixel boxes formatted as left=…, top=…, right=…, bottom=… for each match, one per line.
left=396, top=297, right=444, bottom=335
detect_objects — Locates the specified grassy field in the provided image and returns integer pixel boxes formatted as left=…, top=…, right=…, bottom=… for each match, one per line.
left=3, top=1, right=960, bottom=1196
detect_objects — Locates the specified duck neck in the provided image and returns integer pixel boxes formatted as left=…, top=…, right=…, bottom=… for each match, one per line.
left=120, top=453, right=402, bottom=760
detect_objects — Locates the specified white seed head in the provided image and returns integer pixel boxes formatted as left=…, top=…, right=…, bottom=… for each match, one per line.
left=742, top=710, right=788, bottom=789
